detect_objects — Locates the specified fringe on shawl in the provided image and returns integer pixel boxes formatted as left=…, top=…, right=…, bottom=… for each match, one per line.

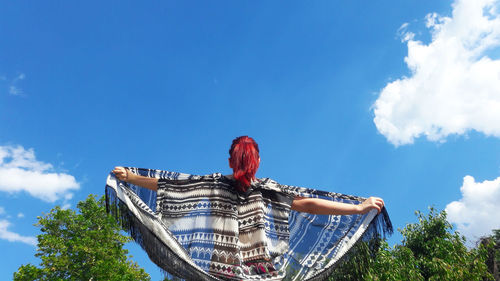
left=105, top=184, right=220, bottom=281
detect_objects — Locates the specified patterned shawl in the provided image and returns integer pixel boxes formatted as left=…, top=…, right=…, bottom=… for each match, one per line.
left=105, top=168, right=392, bottom=281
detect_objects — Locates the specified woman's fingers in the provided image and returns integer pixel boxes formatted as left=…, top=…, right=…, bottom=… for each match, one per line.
left=367, top=197, right=384, bottom=213
left=114, top=167, right=125, bottom=174
left=371, top=201, right=381, bottom=213
left=373, top=197, right=384, bottom=206
left=112, top=166, right=128, bottom=180
left=378, top=197, right=385, bottom=207
left=360, top=197, right=386, bottom=214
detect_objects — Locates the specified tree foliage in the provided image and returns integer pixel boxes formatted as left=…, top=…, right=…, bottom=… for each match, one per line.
left=479, top=229, right=500, bottom=280
left=13, top=194, right=150, bottom=281
left=330, top=207, right=493, bottom=281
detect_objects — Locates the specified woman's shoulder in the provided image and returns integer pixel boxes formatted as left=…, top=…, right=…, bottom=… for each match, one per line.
left=254, top=177, right=287, bottom=192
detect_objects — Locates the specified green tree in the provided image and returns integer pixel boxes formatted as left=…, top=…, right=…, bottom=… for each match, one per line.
left=365, top=240, right=423, bottom=281
left=13, top=194, right=150, bottom=281
left=330, top=207, right=493, bottom=281
left=479, top=229, right=500, bottom=280
left=396, top=207, right=490, bottom=281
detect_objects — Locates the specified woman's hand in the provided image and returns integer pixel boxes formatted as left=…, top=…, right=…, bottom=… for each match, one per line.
left=358, top=197, right=385, bottom=214
left=113, top=166, right=129, bottom=181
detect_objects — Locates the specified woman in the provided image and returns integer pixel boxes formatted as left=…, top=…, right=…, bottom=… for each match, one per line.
left=107, top=136, right=391, bottom=281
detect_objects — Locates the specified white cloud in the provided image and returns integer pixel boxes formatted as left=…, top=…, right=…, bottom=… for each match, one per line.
left=0, top=219, right=36, bottom=246
left=445, top=175, right=500, bottom=242
left=0, top=206, right=5, bottom=215
left=373, top=0, right=500, bottom=146
left=0, top=145, right=79, bottom=202
left=17, top=213, right=24, bottom=218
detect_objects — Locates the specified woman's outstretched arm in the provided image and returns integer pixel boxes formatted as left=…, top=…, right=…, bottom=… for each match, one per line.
left=291, top=196, right=384, bottom=215
left=112, top=166, right=158, bottom=192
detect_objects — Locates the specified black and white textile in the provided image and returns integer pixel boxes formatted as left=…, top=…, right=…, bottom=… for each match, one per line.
left=105, top=168, right=392, bottom=281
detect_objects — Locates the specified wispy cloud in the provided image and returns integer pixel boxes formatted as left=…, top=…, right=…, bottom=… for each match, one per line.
left=17, top=213, right=24, bottom=218
left=0, top=206, right=5, bottom=215
left=373, top=0, right=500, bottom=146
left=13, top=73, right=25, bottom=82
left=0, top=145, right=80, bottom=202
left=9, top=85, right=24, bottom=96
left=445, top=175, right=500, bottom=242
left=0, top=219, right=36, bottom=246
left=3, top=73, right=26, bottom=97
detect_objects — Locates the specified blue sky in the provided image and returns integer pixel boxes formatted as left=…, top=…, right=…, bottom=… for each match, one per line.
left=2, top=0, right=500, bottom=280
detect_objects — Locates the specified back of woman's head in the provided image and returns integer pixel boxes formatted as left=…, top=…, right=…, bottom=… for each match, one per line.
left=229, top=136, right=260, bottom=192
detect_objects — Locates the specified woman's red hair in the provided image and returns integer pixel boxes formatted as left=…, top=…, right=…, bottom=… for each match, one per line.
left=229, top=136, right=260, bottom=192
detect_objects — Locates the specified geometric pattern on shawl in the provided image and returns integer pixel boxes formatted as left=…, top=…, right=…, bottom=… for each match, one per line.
left=105, top=167, right=392, bottom=281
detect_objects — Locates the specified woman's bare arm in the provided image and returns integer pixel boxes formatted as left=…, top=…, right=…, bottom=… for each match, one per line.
left=112, top=166, right=158, bottom=192
left=291, top=196, right=384, bottom=215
